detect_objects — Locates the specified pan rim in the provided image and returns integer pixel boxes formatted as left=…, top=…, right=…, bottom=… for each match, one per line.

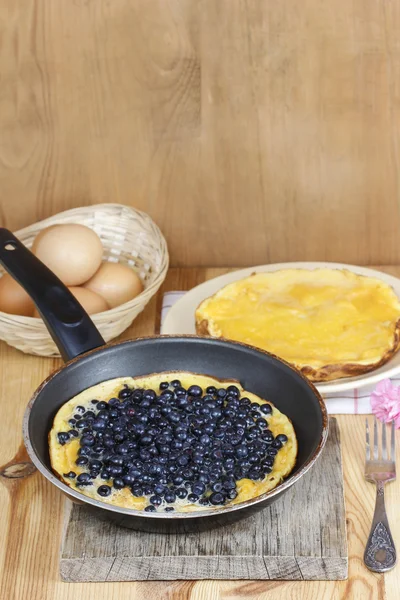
left=23, top=335, right=329, bottom=520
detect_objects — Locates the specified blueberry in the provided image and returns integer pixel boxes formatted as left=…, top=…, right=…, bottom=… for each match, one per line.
left=193, top=453, right=204, bottom=465
left=57, top=432, right=70, bottom=445
left=68, top=429, right=79, bottom=438
left=261, top=430, right=274, bottom=443
left=96, top=410, right=109, bottom=421
left=113, top=478, right=125, bottom=489
left=83, top=410, right=96, bottom=420
left=206, top=386, right=217, bottom=395
left=74, top=414, right=83, bottom=421
left=96, top=401, right=108, bottom=410
left=164, top=506, right=175, bottom=512
left=68, top=419, right=76, bottom=427
left=256, top=418, right=267, bottom=428
left=227, top=385, right=240, bottom=396
left=260, top=403, right=272, bottom=415
left=187, top=385, right=202, bottom=397
left=145, top=505, right=156, bottom=512
left=91, top=399, right=99, bottom=405
left=109, top=465, right=123, bottom=476
left=211, top=481, right=223, bottom=493
left=140, top=435, right=153, bottom=446
left=92, top=420, right=106, bottom=431
left=149, top=495, right=162, bottom=506
left=240, top=398, right=251, bottom=406
left=209, top=492, right=226, bottom=505
left=248, top=468, right=262, bottom=480
left=81, top=434, right=95, bottom=447
left=170, top=379, right=181, bottom=388
left=227, top=489, right=238, bottom=500
left=63, top=471, right=76, bottom=478
left=267, top=446, right=278, bottom=456
left=175, top=487, right=188, bottom=499
left=109, top=455, right=124, bottom=465
left=223, top=477, right=236, bottom=490
left=177, top=454, right=189, bottom=467
left=164, top=490, right=176, bottom=503
left=154, top=483, right=165, bottom=495
left=76, top=473, right=92, bottom=485
left=118, top=387, right=132, bottom=400
left=97, top=485, right=112, bottom=497
left=248, top=453, right=259, bottom=465
left=200, top=434, right=211, bottom=445
left=89, top=460, right=103, bottom=471
left=276, top=434, right=288, bottom=444
left=78, top=446, right=91, bottom=457
left=216, top=388, right=227, bottom=398
left=159, top=382, right=169, bottom=390
left=76, top=405, right=85, bottom=414
left=235, top=445, right=248, bottom=458
left=192, top=482, right=206, bottom=496
left=187, top=493, right=199, bottom=503
left=271, top=439, right=283, bottom=449
left=100, top=470, right=110, bottom=480
left=173, top=474, right=184, bottom=486
left=224, top=458, right=235, bottom=472
left=76, top=456, right=89, bottom=466
left=108, top=397, right=120, bottom=406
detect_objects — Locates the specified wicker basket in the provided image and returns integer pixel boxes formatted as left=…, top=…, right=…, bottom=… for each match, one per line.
left=0, top=204, right=169, bottom=357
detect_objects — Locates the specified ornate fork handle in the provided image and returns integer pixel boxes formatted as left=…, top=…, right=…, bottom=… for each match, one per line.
left=364, top=480, right=397, bottom=572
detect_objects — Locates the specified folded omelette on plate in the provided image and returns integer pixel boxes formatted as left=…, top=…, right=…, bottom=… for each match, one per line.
left=195, top=269, right=400, bottom=382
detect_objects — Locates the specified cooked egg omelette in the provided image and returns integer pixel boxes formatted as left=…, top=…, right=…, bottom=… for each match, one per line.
left=195, top=269, right=400, bottom=382
left=49, top=373, right=297, bottom=512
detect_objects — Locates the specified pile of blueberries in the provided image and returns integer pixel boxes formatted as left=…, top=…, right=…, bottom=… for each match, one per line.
left=58, top=380, right=288, bottom=512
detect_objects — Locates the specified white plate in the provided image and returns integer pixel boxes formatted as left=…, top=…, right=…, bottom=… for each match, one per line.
left=162, top=262, right=400, bottom=395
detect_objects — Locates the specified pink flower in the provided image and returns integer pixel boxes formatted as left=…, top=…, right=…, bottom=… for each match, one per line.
left=370, top=379, right=400, bottom=427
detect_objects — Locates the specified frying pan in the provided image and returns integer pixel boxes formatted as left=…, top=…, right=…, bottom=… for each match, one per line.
left=0, top=228, right=328, bottom=533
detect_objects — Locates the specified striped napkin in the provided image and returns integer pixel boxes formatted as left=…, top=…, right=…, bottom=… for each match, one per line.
left=161, top=291, right=400, bottom=415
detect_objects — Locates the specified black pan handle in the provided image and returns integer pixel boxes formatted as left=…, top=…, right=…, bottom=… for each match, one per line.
left=0, top=228, right=105, bottom=362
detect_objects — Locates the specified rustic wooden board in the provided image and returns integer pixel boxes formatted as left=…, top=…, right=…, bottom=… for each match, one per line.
left=60, top=417, right=347, bottom=582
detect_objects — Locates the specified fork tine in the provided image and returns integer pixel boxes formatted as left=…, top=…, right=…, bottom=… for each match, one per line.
left=382, top=421, right=388, bottom=460
left=391, top=420, right=396, bottom=462
left=374, top=417, right=379, bottom=460
left=366, top=419, right=371, bottom=461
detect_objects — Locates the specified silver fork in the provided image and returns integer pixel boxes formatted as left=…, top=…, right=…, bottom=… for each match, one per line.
left=364, top=418, right=397, bottom=572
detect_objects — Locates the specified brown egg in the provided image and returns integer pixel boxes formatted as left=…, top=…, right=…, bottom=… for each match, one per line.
left=32, top=224, right=103, bottom=286
left=33, top=286, right=108, bottom=318
left=84, top=262, right=143, bottom=308
left=0, top=274, right=35, bottom=316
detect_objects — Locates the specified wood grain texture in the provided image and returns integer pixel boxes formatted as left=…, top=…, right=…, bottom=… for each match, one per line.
left=60, top=418, right=347, bottom=582
left=0, top=267, right=399, bottom=599
left=1, top=1, right=400, bottom=267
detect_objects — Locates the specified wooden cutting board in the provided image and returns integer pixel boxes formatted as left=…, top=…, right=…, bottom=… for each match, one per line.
left=60, top=417, right=347, bottom=582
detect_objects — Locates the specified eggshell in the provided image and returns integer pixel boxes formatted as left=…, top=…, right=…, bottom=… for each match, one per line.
left=0, top=274, right=35, bottom=316
left=84, top=262, right=143, bottom=308
left=32, top=224, right=103, bottom=286
left=33, top=286, right=108, bottom=317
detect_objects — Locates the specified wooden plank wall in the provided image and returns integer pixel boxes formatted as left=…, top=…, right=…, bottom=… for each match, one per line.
left=0, top=0, right=399, bottom=267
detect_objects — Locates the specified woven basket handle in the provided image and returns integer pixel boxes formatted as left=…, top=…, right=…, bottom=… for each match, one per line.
left=0, top=228, right=105, bottom=361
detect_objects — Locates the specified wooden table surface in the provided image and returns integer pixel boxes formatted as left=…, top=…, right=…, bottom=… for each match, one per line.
left=1, top=267, right=400, bottom=600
